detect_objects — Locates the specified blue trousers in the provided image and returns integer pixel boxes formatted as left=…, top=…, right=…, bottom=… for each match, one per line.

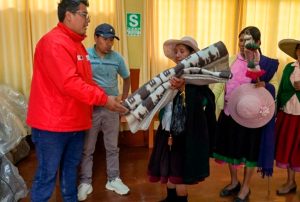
left=30, top=128, right=85, bottom=202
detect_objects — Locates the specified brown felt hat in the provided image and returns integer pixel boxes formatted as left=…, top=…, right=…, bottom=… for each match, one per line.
left=278, top=39, right=300, bottom=59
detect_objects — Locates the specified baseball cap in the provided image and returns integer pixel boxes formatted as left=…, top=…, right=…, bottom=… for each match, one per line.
left=94, top=23, right=120, bottom=40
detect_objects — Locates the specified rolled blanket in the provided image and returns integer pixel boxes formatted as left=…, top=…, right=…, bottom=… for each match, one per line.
left=123, top=41, right=231, bottom=133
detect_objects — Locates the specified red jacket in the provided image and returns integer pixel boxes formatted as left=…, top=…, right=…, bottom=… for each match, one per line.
left=27, top=23, right=108, bottom=132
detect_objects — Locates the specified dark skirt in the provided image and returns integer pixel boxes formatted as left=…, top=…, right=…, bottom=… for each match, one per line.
left=183, top=85, right=215, bottom=183
left=147, top=124, right=185, bottom=184
left=275, top=110, right=300, bottom=171
left=213, top=111, right=262, bottom=167
left=148, top=85, right=216, bottom=184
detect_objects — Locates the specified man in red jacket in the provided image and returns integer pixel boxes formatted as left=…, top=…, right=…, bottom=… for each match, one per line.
left=26, top=0, right=127, bottom=201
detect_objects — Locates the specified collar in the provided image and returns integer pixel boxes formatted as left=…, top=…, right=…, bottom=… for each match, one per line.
left=291, top=61, right=299, bottom=68
left=91, top=44, right=113, bottom=59
left=237, top=53, right=247, bottom=61
left=57, top=22, right=86, bottom=42
left=90, top=45, right=98, bottom=57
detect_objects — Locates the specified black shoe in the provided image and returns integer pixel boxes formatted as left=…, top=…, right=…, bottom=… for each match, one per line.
left=176, top=195, right=188, bottom=202
left=159, top=188, right=177, bottom=202
left=220, top=182, right=241, bottom=197
left=276, top=186, right=297, bottom=196
left=159, top=197, right=175, bottom=202
left=233, top=189, right=250, bottom=202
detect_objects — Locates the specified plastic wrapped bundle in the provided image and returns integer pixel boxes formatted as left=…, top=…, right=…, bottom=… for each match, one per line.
left=0, top=85, right=29, bottom=134
left=0, top=93, right=27, bottom=155
left=6, top=139, right=30, bottom=164
left=0, top=155, right=28, bottom=201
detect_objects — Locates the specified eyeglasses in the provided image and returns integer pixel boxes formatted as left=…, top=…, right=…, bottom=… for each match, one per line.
left=74, top=11, right=90, bottom=21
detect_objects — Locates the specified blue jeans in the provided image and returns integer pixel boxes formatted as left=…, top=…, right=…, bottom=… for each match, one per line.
left=30, top=128, right=85, bottom=202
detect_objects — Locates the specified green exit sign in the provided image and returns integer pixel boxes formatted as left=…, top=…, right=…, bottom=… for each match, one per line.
left=126, top=13, right=141, bottom=36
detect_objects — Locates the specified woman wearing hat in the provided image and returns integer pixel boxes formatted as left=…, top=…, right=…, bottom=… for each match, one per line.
left=147, top=36, right=216, bottom=202
left=213, top=26, right=279, bottom=202
left=275, top=39, right=300, bottom=195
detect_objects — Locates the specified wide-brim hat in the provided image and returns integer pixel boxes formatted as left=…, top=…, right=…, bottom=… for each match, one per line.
left=163, top=36, right=200, bottom=62
left=228, top=83, right=275, bottom=128
left=278, top=39, right=300, bottom=59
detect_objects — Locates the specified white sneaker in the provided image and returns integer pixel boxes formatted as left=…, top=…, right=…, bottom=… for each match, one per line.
left=77, top=183, right=93, bottom=201
left=105, top=177, right=130, bottom=195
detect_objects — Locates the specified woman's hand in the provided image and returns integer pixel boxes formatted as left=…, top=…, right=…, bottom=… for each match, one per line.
left=255, top=81, right=265, bottom=88
left=294, top=81, right=300, bottom=91
left=170, top=77, right=185, bottom=90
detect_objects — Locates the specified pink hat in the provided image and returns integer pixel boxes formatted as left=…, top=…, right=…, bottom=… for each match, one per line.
left=228, top=83, right=275, bottom=128
left=163, top=36, right=200, bottom=62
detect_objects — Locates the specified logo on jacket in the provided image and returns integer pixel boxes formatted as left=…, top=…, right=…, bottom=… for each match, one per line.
left=77, top=55, right=84, bottom=61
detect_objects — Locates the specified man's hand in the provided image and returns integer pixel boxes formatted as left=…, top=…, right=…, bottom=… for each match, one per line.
left=121, top=93, right=129, bottom=101
left=104, top=96, right=128, bottom=114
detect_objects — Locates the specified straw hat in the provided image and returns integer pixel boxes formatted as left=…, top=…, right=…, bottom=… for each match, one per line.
left=163, top=36, right=200, bottom=62
left=278, top=39, right=300, bottom=59
left=228, top=83, right=275, bottom=128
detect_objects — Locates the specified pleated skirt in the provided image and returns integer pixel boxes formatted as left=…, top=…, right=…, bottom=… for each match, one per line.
left=275, top=110, right=300, bottom=171
left=214, top=111, right=262, bottom=167
left=147, top=125, right=185, bottom=184
left=147, top=85, right=215, bottom=184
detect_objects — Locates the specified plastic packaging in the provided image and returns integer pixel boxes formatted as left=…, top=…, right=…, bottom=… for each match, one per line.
left=0, top=155, right=28, bottom=201
left=0, top=85, right=29, bottom=133
left=0, top=85, right=28, bottom=154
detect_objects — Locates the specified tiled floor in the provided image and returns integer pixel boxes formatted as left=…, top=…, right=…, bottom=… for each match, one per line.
left=18, top=141, right=300, bottom=202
